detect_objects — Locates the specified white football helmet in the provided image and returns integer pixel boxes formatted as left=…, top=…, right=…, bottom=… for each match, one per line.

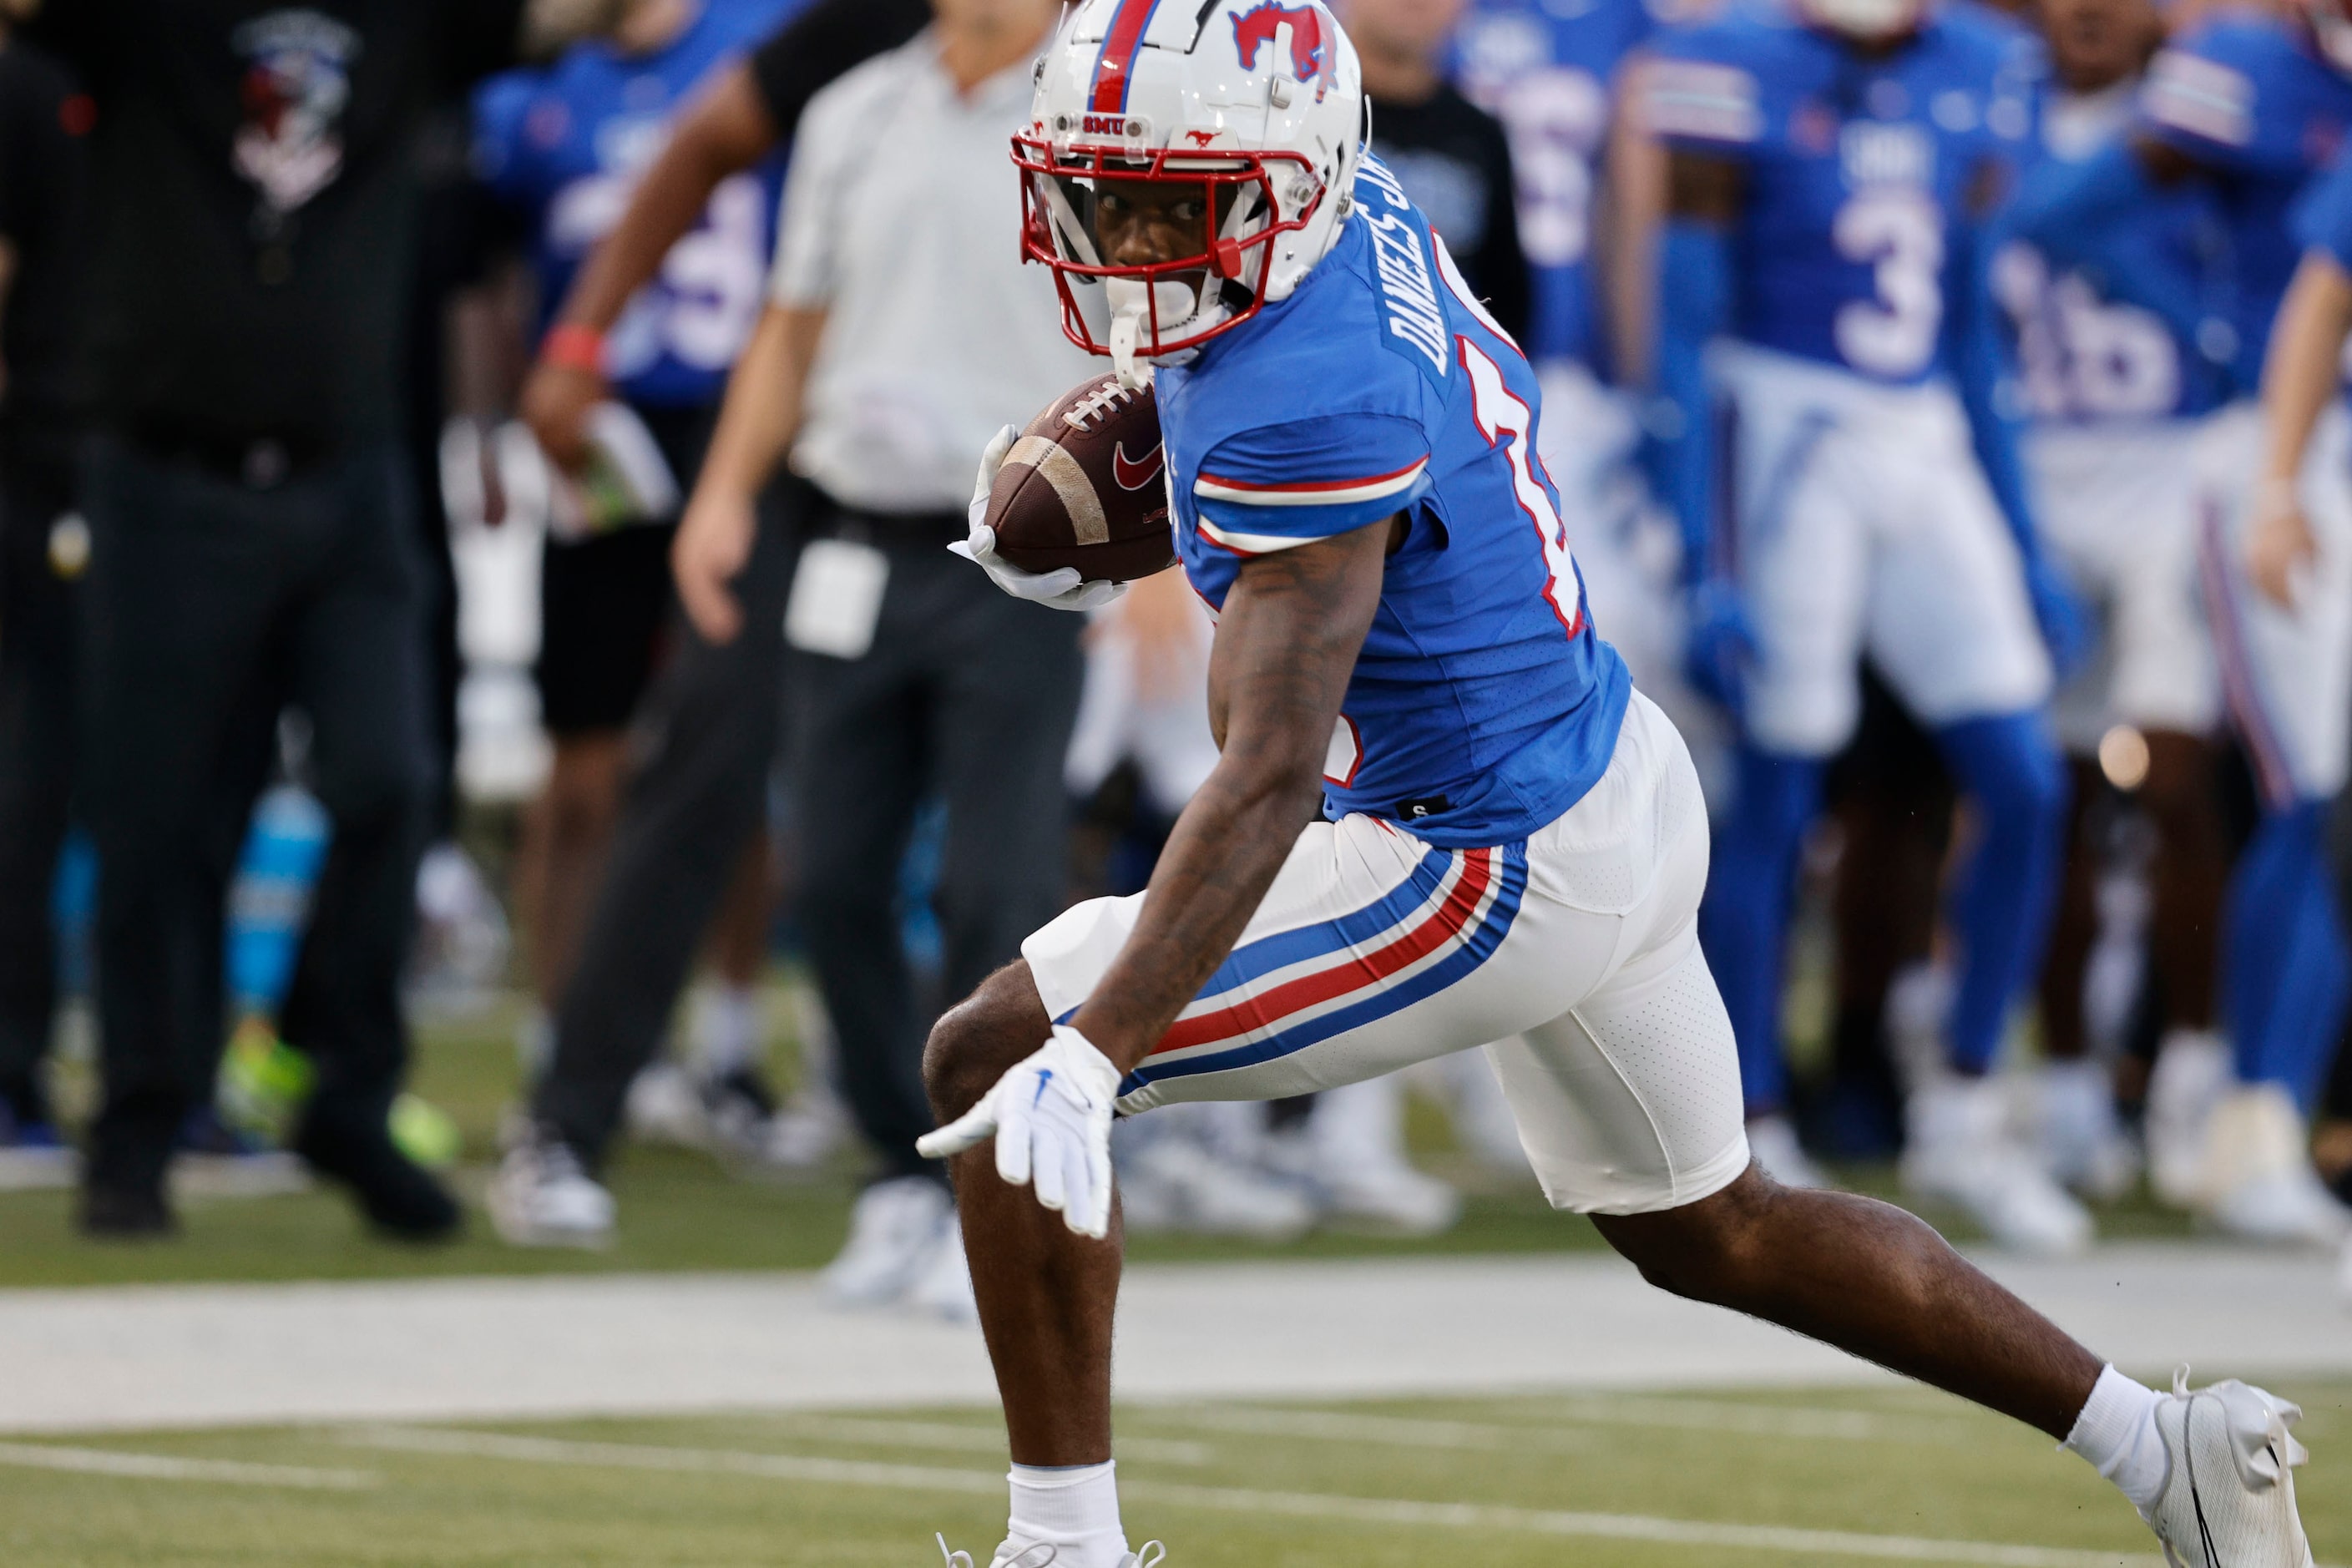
left=1797, top=0, right=1932, bottom=44
left=2310, top=0, right=2352, bottom=76
left=1015, top=0, right=1368, bottom=387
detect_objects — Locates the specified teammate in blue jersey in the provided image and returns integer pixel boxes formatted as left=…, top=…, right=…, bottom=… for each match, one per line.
left=1453, top=0, right=1702, bottom=736
left=2009, top=0, right=2352, bottom=1247
left=904, top=6, right=2318, bottom=1565
left=1993, top=0, right=2236, bottom=1210
left=2252, top=144, right=2352, bottom=1293
left=1641, top=0, right=2091, bottom=1248
left=469, top=0, right=797, bottom=1062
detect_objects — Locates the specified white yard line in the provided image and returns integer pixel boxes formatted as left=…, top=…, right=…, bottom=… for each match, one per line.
left=339, top=1424, right=2168, bottom=1568
left=0, top=1440, right=374, bottom=1489
left=1136, top=1394, right=1973, bottom=1449
left=774, top=1414, right=1212, bottom=1466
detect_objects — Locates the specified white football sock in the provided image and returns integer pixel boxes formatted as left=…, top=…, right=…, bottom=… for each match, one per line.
left=2063, top=1364, right=2168, bottom=1513
left=688, top=984, right=760, bottom=1080
left=1007, top=1459, right=1126, bottom=1565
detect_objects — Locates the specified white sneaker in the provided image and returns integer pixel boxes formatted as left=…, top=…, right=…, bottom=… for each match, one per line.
left=2038, top=1060, right=2141, bottom=1202
left=623, top=1061, right=711, bottom=1148
left=1301, top=1078, right=1459, bottom=1235
left=2197, top=1086, right=2350, bottom=1247
left=2142, top=1372, right=2315, bottom=1567
left=1902, top=1077, right=2094, bottom=1257
left=904, top=1222, right=979, bottom=1323
left=486, top=1137, right=615, bottom=1249
left=1746, top=1115, right=1829, bottom=1189
left=2148, top=1030, right=2232, bottom=1209
left=822, top=1176, right=952, bottom=1306
left=1118, top=1134, right=1317, bottom=1241
left=937, top=1537, right=1165, bottom=1568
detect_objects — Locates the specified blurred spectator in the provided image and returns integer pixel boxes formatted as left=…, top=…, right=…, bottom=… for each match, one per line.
left=0, top=11, right=86, bottom=1188
left=22, top=0, right=529, bottom=1237
left=495, top=0, right=1088, bottom=1322
left=1344, top=0, right=1530, bottom=344
left=482, top=0, right=926, bottom=1248
left=464, top=0, right=801, bottom=1107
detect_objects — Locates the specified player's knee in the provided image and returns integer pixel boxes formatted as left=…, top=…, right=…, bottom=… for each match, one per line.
left=922, top=962, right=1055, bottom=1121
left=1596, top=1167, right=1783, bottom=1306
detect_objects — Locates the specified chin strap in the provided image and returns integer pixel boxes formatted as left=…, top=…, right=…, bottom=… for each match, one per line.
left=1108, top=310, right=1153, bottom=392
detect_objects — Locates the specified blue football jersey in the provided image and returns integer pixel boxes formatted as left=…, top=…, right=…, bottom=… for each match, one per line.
left=1451, top=0, right=1657, bottom=371
left=1643, top=0, right=2039, bottom=384
left=2139, top=13, right=2352, bottom=385
left=1156, top=156, right=1632, bottom=851
left=2296, top=144, right=2352, bottom=270
left=1996, top=83, right=2229, bottom=422
left=473, top=0, right=804, bottom=407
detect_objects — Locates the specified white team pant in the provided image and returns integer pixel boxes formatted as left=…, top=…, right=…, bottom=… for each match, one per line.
left=1023, top=691, right=1752, bottom=1216
left=2192, top=400, right=2352, bottom=805
left=2026, top=421, right=2218, bottom=753
left=1710, top=343, right=2054, bottom=756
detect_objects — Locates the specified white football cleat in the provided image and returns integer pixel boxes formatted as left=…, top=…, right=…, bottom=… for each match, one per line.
left=2037, top=1060, right=2141, bottom=1202
left=935, top=1539, right=1165, bottom=1568
left=2194, top=1087, right=2349, bottom=1247
left=623, top=1061, right=711, bottom=1149
left=904, top=1219, right=979, bottom=1323
left=2147, top=1030, right=2232, bottom=1210
left=1297, top=1076, right=1461, bottom=1235
left=486, top=1136, right=615, bottom=1249
left=2142, top=1373, right=2315, bottom=1568
left=1117, top=1134, right=1317, bottom=1242
left=822, top=1175, right=953, bottom=1306
left=1902, top=1077, right=2094, bottom=1257
left=1746, top=1114, right=1830, bottom=1190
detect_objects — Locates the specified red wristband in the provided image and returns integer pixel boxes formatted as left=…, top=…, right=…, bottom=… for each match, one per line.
left=541, top=322, right=607, bottom=375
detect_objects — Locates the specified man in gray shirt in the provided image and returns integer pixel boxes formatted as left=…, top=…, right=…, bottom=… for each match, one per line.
left=495, top=0, right=1088, bottom=1314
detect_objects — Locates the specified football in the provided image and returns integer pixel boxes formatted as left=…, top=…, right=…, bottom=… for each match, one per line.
left=985, top=373, right=1176, bottom=584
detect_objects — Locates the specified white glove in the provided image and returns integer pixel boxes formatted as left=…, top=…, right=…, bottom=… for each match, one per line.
left=950, top=423, right=1130, bottom=613
left=916, top=1024, right=1122, bottom=1240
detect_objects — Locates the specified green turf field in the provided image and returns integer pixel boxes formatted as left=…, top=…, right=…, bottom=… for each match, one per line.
left=1, top=1380, right=2343, bottom=1566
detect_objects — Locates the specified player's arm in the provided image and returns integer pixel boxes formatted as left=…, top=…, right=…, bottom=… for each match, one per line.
left=520, top=62, right=779, bottom=469
left=1951, top=160, right=2086, bottom=670
left=1063, top=522, right=1392, bottom=1075
left=1600, top=54, right=1671, bottom=387
left=670, top=301, right=826, bottom=643
left=2248, top=249, right=2352, bottom=603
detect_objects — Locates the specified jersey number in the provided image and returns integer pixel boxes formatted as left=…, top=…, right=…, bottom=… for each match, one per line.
left=1992, top=244, right=2181, bottom=419
left=1494, top=68, right=1610, bottom=269
left=1833, top=189, right=1945, bottom=379
left=555, top=170, right=769, bottom=377
left=1459, top=336, right=1585, bottom=638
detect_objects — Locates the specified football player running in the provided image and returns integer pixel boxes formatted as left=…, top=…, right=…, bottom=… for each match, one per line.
left=2009, top=0, right=2352, bottom=1248
left=1994, top=0, right=2234, bottom=1208
left=921, top=3, right=2319, bottom=1565
left=1641, top=0, right=2090, bottom=1247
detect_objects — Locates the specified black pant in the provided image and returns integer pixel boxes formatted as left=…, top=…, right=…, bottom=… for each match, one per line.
left=77, top=435, right=435, bottom=1196
left=535, top=493, right=1084, bottom=1184
left=789, top=506, right=1083, bottom=1182
left=537, top=487, right=800, bottom=1166
left=0, top=446, right=78, bottom=1125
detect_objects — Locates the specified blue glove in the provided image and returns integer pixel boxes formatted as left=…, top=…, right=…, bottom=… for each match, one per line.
left=2024, top=554, right=2092, bottom=680
left=1686, top=577, right=1758, bottom=716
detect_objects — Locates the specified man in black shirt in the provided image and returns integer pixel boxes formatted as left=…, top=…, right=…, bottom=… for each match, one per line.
left=1343, top=0, right=1530, bottom=345
left=23, top=0, right=525, bottom=1237
left=0, top=14, right=89, bottom=1186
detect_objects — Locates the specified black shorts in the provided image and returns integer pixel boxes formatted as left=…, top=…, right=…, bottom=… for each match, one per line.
left=533, top=402, right=711, bottom=736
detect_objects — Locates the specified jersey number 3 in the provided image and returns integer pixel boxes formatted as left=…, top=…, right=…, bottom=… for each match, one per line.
left=1459, top=336, right=1586, bottom=638
left=1834, top=189, right=1945, bottom=379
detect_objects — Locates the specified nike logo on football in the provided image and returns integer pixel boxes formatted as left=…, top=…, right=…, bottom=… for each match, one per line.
left=1114, top=442, right=1164, bottom=490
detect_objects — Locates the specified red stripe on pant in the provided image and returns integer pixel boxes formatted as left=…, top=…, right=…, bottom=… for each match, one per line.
left=1149, top=847, right=1496, bottom=1058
